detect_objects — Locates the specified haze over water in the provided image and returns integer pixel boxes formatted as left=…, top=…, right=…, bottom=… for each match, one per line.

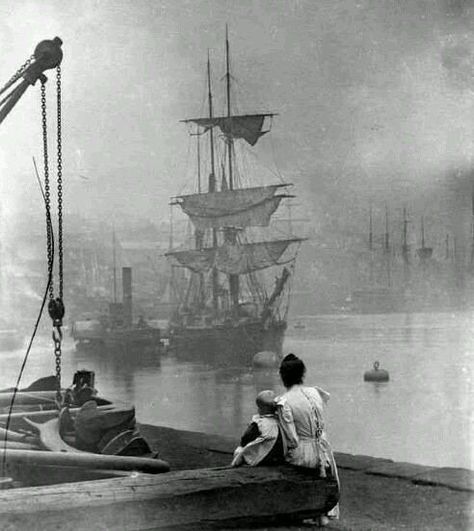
left=0, top=0, right=473, bottom=478
left=1, top=311, right=471, bottom=470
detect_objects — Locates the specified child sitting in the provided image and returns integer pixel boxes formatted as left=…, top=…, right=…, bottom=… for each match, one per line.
left=231, top=390, right=285, bottom=467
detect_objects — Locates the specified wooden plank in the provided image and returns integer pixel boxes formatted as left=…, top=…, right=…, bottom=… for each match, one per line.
left=0, top=403, right=116, bottom=424
left=0, top=448, right=169, bottom=474
left=0, top=465, right=339, bottom=530
left=0, top=391, right=57, bottom=407
left=4, top=462, right=133, bottom=488
left=0, top=441, right=39, bottom=450
left=0, top=426, right=32, bottom=443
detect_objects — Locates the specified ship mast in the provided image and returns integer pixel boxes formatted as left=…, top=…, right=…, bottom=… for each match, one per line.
left=368, top=202, right=374, bottom=283
left=112, top=229, right=117, bottom=303
left=225, top=26, right=240, bottom=308
left=470, top=188, right=474, bottom=269
left=384, top=204, right=391, bottom=287
left=369, top=203, right=373, bottom=251
left=226, top=25, right=234, bottom=191
left=402, top=206, right=410, bottom=284
left=384, top=204, right=390, bottom=253
left=402, top=207, right=409, bottom=263
left=207, top=52, right=216, bottom=188
left=421, top=216, right=425, bottom=249
left=207, top=52, right=219, bottom=311
left=194, top=125, right=202, bottom=194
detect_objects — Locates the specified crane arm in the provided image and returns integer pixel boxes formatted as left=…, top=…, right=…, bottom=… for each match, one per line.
left=0, top=37, right=63, bottom=126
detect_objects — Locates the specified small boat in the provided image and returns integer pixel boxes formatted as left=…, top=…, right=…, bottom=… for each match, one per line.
left=293, top=321, right=306, bottom=330
left=0, top=370, right=169, bottom=488
left=72, top=267, right=161, bottom=353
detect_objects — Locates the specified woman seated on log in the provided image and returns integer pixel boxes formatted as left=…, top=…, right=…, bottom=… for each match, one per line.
left=276, top=353, right=340, bottom=526
left=231, top=390, right=285, bottom=467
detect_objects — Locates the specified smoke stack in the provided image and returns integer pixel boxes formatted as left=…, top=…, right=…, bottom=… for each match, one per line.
left=122, top=267, right=132, bottom=327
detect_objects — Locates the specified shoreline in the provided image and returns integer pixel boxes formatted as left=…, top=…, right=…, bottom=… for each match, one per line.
left=139, top=423, right=473, bottom=530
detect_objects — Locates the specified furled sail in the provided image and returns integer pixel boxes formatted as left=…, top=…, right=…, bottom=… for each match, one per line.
left=166, top=239, right=302, bottom=275
left=183, top=114, right=274, bottom=146
left=175, top=185, right=290, bottom=230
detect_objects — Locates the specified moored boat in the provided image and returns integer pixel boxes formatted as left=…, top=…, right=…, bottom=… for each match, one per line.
left=72, top=267, right=161, bottom=353
left=0, top=371, right=169, bottom=488
left=166, top=28, right=304, bottom=366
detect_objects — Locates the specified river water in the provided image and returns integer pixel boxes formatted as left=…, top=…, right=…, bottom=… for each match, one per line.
left=1, top=311, right=472, bottom=469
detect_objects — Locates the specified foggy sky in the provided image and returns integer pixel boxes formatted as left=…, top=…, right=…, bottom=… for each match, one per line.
left=0, top=0, right=473, bottom=235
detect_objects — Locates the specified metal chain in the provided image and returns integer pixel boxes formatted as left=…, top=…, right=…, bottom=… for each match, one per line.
left=56, top=66, right=63, bottom=300
left=41, top=73, right=65, bottom=405
left=41, top=80, right=54, bottom=301
left=53, top=326, right=62, bottom=404
left=54, top=65, right=63, bottom=404
left=0, top=54, right=35, bottom=97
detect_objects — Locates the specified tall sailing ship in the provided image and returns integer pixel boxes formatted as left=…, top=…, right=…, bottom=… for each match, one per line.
left=166, top=29, right=303, bottom=364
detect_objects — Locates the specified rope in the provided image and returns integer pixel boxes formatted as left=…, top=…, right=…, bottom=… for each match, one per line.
left=1, top=160, right=54, bottom=478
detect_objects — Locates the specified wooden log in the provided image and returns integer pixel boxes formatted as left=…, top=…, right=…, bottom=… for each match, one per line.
left=0, top=448, right=169, bottom=474
left=0, top=466, right=339, bottom=530
left=0, top=426, right=31, bottom=443
left=0, top=441, right=39, bottom=450
left=4, top=462, right=134, bottom=488
left=0, top=403, right=116, bottom=424
left=0, top=391, right=57, bottom=407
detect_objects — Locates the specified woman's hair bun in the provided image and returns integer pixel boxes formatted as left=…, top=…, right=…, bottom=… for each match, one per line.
left=279, top=353, right=306, bottom=387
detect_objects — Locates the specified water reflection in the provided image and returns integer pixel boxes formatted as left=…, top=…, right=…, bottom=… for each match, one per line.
left=367, top=381, right=389, bottom=397
left=0, top=311, right=471, bottom=469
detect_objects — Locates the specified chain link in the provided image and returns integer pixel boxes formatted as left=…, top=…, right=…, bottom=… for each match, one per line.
left=55, top=66, right=64, bottom=402
left=41, top=72, right=65, bottom=405
left=41, top=80, right=54, bottom=301
left=56, top=66, right=63, bottom=300
left=53, top=326, right=62, bottom=404
left=0, top=54, right=35, bottom=97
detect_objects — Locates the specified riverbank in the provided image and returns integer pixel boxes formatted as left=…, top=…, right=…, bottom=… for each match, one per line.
left=139, top=423, right=473, bottom=530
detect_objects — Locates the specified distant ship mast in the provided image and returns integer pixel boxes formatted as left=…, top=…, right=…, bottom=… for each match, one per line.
left=416, top=215, right=433, bottom=261
left=384, top=204, right=391, bottom=287
left=225, top=26, right=240, bottom=308
left=470, top=188, right=474, bottom=270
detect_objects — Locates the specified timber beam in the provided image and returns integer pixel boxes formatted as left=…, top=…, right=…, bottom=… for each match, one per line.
left=0, top=465, right=339, bottom=530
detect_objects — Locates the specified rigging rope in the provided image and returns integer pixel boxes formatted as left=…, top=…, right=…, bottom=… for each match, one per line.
left=1, top=160, right=55, bottom=478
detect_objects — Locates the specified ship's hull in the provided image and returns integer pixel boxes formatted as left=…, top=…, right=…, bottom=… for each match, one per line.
left=73, top=323, right=161, bottom=354
left=103, top=327, right=161, bottom=350
left=169, top=319, right=286, bottom=366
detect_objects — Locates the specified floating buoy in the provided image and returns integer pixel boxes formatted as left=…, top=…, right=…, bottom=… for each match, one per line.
left=364, top=361, right=389, bottom=382
left=252, top=351, right=279, bottom=369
